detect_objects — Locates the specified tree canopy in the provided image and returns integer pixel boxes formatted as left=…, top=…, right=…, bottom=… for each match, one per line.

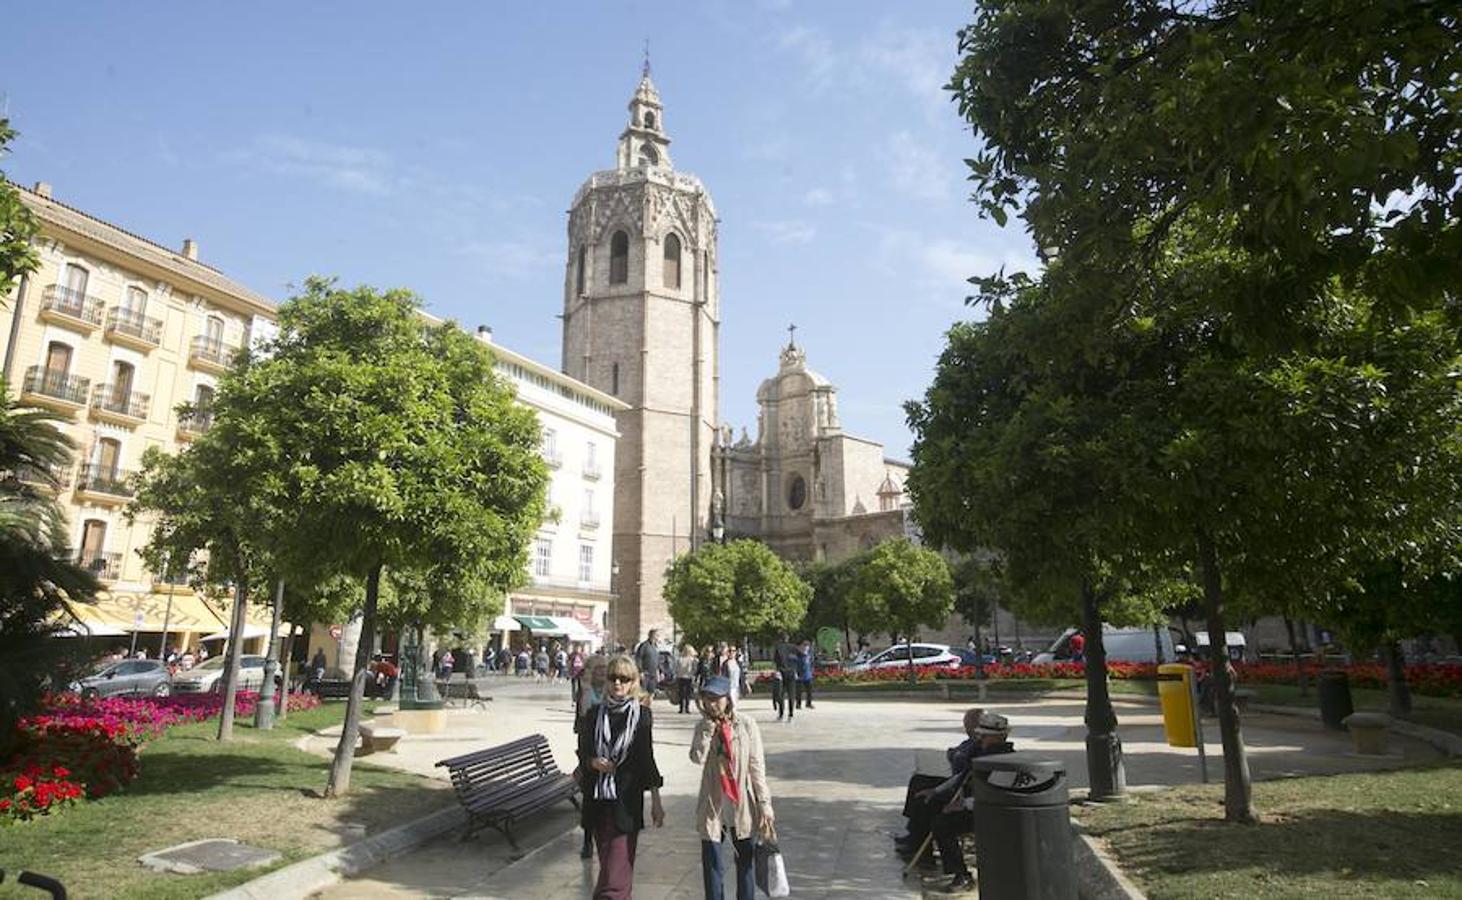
left=664, top=540, right=811, bottom=646
left=845, top=539, right=954, bottom=650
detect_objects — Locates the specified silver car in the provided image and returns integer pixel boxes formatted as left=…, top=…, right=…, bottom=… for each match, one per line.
left=72, top=659, right=172, bottom=699
left=171, top=655, right=267, bottom=694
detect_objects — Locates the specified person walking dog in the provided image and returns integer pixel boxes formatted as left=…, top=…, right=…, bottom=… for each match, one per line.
left=577, top=655, right=665, bottom=899
left=691, top=676, right=776, bottom=900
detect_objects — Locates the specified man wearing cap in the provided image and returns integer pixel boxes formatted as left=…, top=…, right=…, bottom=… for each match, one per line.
left=691, top=675, right=775, bottom=900
left=927, top=711, right=1014, bottom=893
left=893, top=710, right=1014, bottom=890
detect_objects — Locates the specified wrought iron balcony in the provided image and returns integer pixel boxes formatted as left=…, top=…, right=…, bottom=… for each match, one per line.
left=582, top=462, right=602, bottom=480
left=90, top=384, right=150, bottom=424
left=104, top=307, right=163, bottom=349
left=12, top=463, right=72, bottom=492
left=188, top=335, right=236, bottom=372
left=77, top=550, right=122, bottom=581
left=76, top=464, right=136, bottom=501
left=543, top=448, right=563, bottom=468
left=177, top=408, right=215, bottom=439
left=22, top=366, right=90, bottom=409
left=39, top=284, right=105, bottom=331
left=580, top=511, right=601, bottom=529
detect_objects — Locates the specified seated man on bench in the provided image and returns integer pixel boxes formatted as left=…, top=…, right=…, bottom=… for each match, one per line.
left=892, top=710, right=1014, bottom=892
left=927, top=712, right=1014, bottom=893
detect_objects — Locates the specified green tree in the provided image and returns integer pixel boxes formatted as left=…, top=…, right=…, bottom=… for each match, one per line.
left=664, top=540, right=811, bottom=646
left=0, top=118, right=39, bottom=300
left=950, top=554, right=1003, bottom=674
left=797, top=555, right=864, bottom=655
left=948, top=0, right=1461, bottom=823
left=845, top=539, right=954, bottom=684
left=233, top=279, right=546, bottom=796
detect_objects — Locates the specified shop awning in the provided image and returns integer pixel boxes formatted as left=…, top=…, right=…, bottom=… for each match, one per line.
left=513, top=615, right=562, bottom=633
left=550, top=616, right=597, bottom=643
left=200, top=623, right=287, bottom=642
left=491, top=615, right=522, bottom=632
left=64, top=592, right=229, bottom=633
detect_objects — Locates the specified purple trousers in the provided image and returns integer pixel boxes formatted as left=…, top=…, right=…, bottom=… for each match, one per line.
left=592, top=807, right=640, bottom=899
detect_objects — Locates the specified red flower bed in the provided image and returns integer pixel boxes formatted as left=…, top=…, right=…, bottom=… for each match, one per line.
left=1, top=690, right=321, bottom=824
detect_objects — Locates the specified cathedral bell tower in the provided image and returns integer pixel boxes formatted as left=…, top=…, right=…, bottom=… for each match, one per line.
left=561, top=65, right=720, bottom=646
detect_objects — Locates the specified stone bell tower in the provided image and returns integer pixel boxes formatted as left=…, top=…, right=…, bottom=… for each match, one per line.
left=561, top=64, right=720, bottom=646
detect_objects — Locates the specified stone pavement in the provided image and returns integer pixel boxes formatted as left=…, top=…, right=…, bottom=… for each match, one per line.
left=309, top=678, right=1440, bottom=899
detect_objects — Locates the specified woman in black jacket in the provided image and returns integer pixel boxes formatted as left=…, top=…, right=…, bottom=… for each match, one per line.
left=577, top=654, right=665, bottom=899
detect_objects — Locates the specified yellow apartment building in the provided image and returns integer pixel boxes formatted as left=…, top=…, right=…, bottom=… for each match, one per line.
left=1, top=181, right=281, bottom=656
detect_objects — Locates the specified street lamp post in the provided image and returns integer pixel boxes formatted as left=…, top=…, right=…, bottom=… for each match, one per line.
left=609, top=560, right=621, bottom=651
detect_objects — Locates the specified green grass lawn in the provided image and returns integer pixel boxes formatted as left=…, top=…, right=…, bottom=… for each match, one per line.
left=1073, top=762, right=1462, bottom=899
left=0, top=704, right=452, bottom=900
left=1245, top=682, right=1462, bottom=737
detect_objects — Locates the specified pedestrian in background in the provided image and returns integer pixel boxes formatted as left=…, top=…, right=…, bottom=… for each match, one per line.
left=577, top=655, right=665, bottom=898
left=676, top=644, right=698, bottom=714
left=773, top=633, right=798, bottom=721
left=691, top=676, right=775, bottom=900
left=635, top=629, right=662, bottom=699
left=796, top=639, right=815, bottom=710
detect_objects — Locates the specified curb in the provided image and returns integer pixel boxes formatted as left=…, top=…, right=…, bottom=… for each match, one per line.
left=1071, top=819, right=1146, bottom=900
left=1252, top=703, right=1462, bottom=758
left=204, top=805, right=464, bottom=900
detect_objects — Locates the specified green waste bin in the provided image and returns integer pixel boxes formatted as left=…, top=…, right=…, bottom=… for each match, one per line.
left=1318, top=669, right=1353, bottom=730
left=969, top=753, right=1075, bottom=899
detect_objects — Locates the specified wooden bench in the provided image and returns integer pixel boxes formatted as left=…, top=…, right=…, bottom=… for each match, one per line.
left=436, top=676, right=494, bottom=710
left=314, top=679, right=353, bottom=700
left=436, top=734, right=579, bottom=850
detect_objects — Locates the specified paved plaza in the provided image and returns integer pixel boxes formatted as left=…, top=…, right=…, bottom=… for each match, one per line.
left=306, top=679, right=1439, bottom=899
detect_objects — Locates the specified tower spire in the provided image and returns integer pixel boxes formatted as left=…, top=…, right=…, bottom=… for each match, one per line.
left=616, top=59, right=672, bottom=170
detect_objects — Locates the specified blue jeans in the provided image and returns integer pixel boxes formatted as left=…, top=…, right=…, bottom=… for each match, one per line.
left=701, top=833, right=756, bottom=900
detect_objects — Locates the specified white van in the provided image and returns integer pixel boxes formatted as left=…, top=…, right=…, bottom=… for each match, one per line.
left=1033, top=625, right=1178, bottom=665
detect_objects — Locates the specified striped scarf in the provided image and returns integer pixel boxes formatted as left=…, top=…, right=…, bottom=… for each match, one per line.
left=593, top=695, right=640, bottom=801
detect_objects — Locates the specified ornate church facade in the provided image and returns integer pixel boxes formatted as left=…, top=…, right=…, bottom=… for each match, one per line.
left=560, top=69, right=908, bottom=644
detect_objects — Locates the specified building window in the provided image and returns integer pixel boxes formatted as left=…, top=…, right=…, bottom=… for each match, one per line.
left=663, top=233, right=681, bottom=289
left=64, top=263, right=89, bottom=297
left=639, top=143, right=659, bottom=167
left=205, top=315, right=224, bottom=343
left=611, top=362, right=620, bottom=396
left=579, top=544, right=593, bottom=583
left=585, top=441, right=597, bottom=471
left=787, top=474, right=807, bottom=511
left=576, top=245, right=587, bottom=295
left=79, top=519, right=107, bottom=569
left=609, top=231, right=629, bottom=285
left=96, top=437, right=122, bottom=474
left=45, top=341, right=73, bottom=375
left=644, top=111, right=656, bottom=130
left=124, top=286, right=147, bottom=313
left=535, top=539, right=552, bottom=577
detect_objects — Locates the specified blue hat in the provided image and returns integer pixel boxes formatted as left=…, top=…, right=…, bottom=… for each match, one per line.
left=700, top=676, right=732, bottom=697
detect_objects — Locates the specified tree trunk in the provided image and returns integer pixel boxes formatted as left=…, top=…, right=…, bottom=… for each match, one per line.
left=1384, top=640, right=1412, bottom=717
left=256, top=579, right=285, bottom=730
left=1082, top=581, right=1126, bottom=801
left=1197, top=531, right=1256, bottom=824
left=1284, top=617, right=1308, bottom=697
left=906, top=633, right=915, bottom=685
left=1153, top=623, right=1165, bottom=665
left=973, top=619, right=984, bottom=680
left=217, top=568, right=250, bottom=742
left=325, top=562, right=381, bottom=798
left=277, top=624, right=298, bottom=722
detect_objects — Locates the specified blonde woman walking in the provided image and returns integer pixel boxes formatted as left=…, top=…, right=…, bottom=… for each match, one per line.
left=691, top=676, right=775, bottom=900
left=577, top=655, right=665, bottom=899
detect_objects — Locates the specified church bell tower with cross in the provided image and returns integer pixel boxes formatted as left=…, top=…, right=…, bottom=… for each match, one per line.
left=560, top=61, right=720, bottom=646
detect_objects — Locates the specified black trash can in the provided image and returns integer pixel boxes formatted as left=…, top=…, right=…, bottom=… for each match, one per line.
left=1318, top=669, right=1353, bottom=730
left=969, top=753, right=1075, bottom=899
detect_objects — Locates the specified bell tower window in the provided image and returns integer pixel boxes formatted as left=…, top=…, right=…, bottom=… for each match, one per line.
left=663, top=234, right=682, bottom=289
left=639, top=144, right=659, bottom=167
left=644, top=111, right=656, bottom=130
left=609, top=231, right=629, bottom=285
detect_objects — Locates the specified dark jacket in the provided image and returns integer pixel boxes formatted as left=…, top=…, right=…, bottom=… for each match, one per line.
left=773, top=642, right=798, bottom=672
left=576, top=704, right=664, bottom=833
left=933, top=739, right=1015, bottom=803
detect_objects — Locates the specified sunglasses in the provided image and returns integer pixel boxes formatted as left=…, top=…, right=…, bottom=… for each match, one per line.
left=608, top=674, right=635, bottom=684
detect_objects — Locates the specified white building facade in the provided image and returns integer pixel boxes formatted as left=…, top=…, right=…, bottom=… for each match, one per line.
left=481, top=331, right=628, bottom=652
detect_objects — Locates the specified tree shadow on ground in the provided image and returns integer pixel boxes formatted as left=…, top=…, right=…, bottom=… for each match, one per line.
left=128, top=751, right=294, bottom=795
left=766, top=747, right=916, bottom=789
left=1108, top=807, right=1462, bottom=885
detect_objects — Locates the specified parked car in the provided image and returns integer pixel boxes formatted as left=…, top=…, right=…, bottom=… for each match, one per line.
left=1032, top=625, right=1181, bottom=665
left=71, top=659, right=172, bottom=699
left=171, top=654, right=267, bottom=694
left=952, top=648, right=1000, bottom=667
left=845, top=643, right=963, bottom=672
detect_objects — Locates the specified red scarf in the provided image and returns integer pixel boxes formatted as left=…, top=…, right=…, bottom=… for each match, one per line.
left=717, top=720, right=740, bottom=805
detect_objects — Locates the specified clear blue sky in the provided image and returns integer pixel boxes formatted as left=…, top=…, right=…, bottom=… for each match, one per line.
left=3, top=2, right=1036, bottom=456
